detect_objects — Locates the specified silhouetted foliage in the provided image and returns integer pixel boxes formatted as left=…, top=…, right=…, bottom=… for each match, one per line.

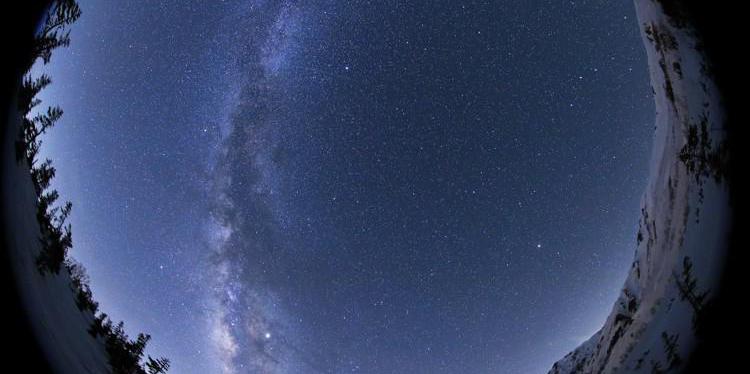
left=33, top=181, right=73, bottom=276
left=673, top=256, right=710, bottom=333
left=647, top=331, right=682, bottom=373
left=66, top=259, right=99, bottom=313
left=30, top=0, right=81, bottom=68
left=18, top=1, right=169, bottom=371
left=108, top=323, right=150, bottom=374
left=678, top=115, right=729, bottom=189
left=89, top=314, right=170, bottom=374
left=145, top=356, right=171, bottom=374
left=88, top=313, right=111, bottom=338
left=31, top=158, right=55, bottom=195
left=17, top=2, right=75, bottom=276
left=18, top=74, right=51, bottom=115
left=644, top=23, right=679, bottom=106
left=661, top=331, right=682, bottom=370
left=651, top=359, right=665, bottom=374
left=17, top=1, right=77, bottom=276
left=21, top=105, right=63, bottom=167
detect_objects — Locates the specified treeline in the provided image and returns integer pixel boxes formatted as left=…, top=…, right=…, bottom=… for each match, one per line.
left=16, top=1, right=169, bottom=373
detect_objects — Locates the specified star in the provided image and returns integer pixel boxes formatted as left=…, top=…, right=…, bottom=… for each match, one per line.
left=49, top=1, right=657, bottom=373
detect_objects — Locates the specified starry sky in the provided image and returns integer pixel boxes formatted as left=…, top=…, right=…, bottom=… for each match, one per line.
left=36, top=1, right=654, bottom=373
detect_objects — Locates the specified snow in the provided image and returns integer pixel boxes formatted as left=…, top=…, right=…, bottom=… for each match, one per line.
left=549, top=1, right=731, bottom=373
left=1, top=96, right=110, bottom=372
left=1, top=1, right=731, bottom=373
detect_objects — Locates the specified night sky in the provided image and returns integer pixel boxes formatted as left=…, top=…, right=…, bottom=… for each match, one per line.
left=36, top=1, right=654, bottom=373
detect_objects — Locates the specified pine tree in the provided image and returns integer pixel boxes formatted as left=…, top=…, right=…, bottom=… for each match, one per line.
left=31, top=158, right=56, bottom=195
left=661, top=331, right=682, bottom=370
left=146, top=356, right=171, bottom=374
left=673, top=256, right=710, bottom=332
left=29, top=0, right=81, bottom=68
left=18, top=74, right=52, bottom=115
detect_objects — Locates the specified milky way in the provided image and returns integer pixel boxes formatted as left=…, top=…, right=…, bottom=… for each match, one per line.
left=42, top=1, right=655, bottom=373
left=208, top=2, right=309, bottom=372
left=204, top=2, right=656, bottom=373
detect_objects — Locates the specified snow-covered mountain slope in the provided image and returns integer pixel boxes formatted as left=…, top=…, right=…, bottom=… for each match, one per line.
left=1, top=99, right=109, bottom=372
left=549, top=1, right=730, bottom=373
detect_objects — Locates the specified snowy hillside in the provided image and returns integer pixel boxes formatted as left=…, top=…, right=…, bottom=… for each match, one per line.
left=549, top=1, right=731, bottom=373
left=1, top=98, right=110, bottom=372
